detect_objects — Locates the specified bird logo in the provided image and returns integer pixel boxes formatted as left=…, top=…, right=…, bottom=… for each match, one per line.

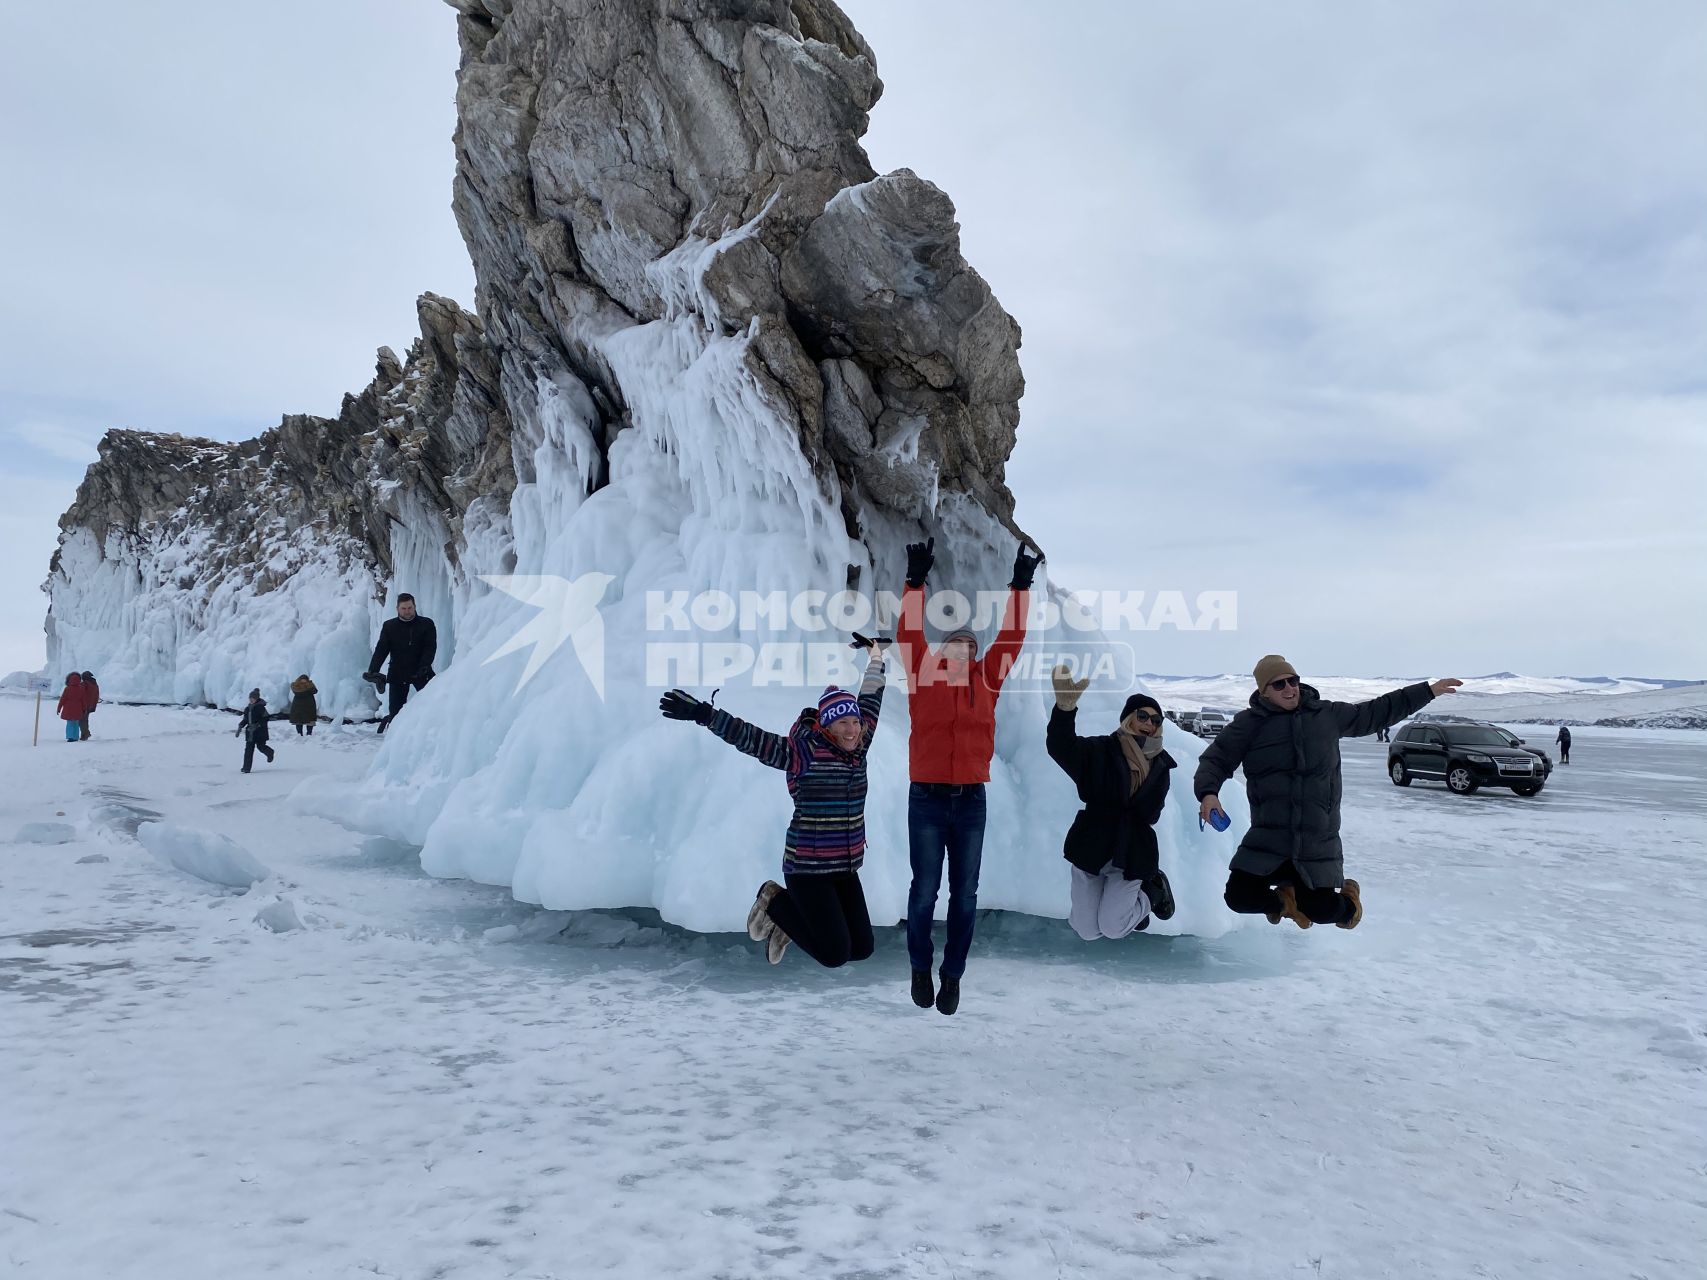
left=479, top=573, right=617, bottom=697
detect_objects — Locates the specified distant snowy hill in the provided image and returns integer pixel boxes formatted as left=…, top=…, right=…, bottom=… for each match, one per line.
left=1142, top=673, right=1707, bottom=730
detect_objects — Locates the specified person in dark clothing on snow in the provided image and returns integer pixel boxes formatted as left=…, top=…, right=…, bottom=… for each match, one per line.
left=289, top=675, right=319, bottom=735
left=659, top=635, right=889, bottom=969
left=1046, top=668, right=1177, bottom=940
left=1555, top=725, right=1572, bottom=764
left=236, top=689, right=276, bottom=772
left=366, top=594, right=437, bottom=734
left=78, top=671, right=100, bottom=740
left=1374, top=724, right=1389, bottom=743
left=896, top=536, right=1041, bottom=1016
left=1195, top=655, right=1463, bottom=930
left=56, top=673, right=86, bottom=742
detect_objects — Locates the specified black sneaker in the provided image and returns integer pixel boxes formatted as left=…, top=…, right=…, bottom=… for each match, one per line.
left=1143, top=871, right=1176, bottom=922
left=910, top=970, right=934, bottom=1009
left=935, top=974, right=960, bottom=1016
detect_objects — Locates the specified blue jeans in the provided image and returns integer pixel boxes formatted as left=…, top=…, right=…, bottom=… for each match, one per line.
left=906, top=783, right=987, bottom=978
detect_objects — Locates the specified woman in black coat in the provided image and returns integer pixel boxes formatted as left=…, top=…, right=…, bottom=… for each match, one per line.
left=1046, top=668, right=1176, bottom=939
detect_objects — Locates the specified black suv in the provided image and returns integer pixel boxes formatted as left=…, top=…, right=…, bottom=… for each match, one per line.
left=1388, top=720, right=1550, bottom=796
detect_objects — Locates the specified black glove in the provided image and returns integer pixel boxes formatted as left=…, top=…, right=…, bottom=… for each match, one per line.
left=904, top=536, right=935, bottom=589
left=660, top=689, right=716, bottom=724
left=849, top=632, right=893, bottom=652
left=797, top=708, right=819, bottom=730
left=1010, top=543, right=1044, bottom=592
left=362, top=670, right=388, bottom=693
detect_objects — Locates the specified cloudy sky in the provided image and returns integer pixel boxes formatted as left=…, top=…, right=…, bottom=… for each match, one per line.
left=3, top=0, right=1703, bottom=680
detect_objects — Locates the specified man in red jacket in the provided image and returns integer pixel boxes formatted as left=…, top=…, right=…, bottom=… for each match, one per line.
left=896, top=535, right=1042, bottom=1015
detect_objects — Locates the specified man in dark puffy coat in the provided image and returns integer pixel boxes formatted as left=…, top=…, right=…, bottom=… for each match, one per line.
left=366, top=594, right=437, bottom=734
left=1046, top=668, right=1176, bottom=940
left=1195, top=655, right=1462, bottom=930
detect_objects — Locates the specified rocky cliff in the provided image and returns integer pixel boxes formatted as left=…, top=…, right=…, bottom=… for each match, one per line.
left=48, top=0, right=1028, bottom=714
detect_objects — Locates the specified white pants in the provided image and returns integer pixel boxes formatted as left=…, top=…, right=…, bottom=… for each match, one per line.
left=1069, top=862, right=1152, bottom=940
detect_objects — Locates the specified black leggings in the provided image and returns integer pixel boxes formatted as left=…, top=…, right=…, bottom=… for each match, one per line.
left=765, top=871, right=875, bottom=969
left=1225, top=865, right=1356, bottom=926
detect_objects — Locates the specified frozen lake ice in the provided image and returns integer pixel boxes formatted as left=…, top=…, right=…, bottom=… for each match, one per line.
left=1, top=697, right=1702, bottom=1278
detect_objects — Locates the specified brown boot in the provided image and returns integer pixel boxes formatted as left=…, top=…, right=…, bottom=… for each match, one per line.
left=1274, top=884, right=1312, bottom=929
left=1338, top=879, right=1363, bottom=930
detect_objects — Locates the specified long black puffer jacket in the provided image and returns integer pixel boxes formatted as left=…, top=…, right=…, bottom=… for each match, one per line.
left=1193, top=682, right=1434, bottom=888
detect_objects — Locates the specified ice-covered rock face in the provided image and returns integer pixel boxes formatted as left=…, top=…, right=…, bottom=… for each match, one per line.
left=45, top=294, right=506, bottom=721
left=48, top=0, right=1240, bottom=933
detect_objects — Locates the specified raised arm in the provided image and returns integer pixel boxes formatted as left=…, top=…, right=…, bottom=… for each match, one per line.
left=895, top=537, right=935, bottom=683
left=705, top=708, right=792, bottom=771
left=982, top=587, right=1030, bottom=695
left=857, top=653, right=888, bottom=747
left=984, top=544, right=1042, bottom=695
left=1332, top=681, right=1438, bottom=739
left=894, top=584, right=930, bottom=684
left=1045, top=704, right=1091, bottom=784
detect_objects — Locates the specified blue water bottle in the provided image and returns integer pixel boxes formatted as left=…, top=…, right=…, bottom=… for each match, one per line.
left=1199, top=806, right=1231, bottom=833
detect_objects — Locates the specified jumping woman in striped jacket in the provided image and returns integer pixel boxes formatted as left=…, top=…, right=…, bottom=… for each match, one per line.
left=659, top=635, right=889, bottom=967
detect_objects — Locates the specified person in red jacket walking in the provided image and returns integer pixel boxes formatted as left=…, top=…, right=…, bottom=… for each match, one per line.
left=895, top=535, right=1042, bottom=1015
left=56, top=672, right=86, bottom=742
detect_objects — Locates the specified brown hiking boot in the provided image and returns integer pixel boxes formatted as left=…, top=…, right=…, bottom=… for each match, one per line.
left=1273, top=884, right=1312, bottom=929
left=747, top=881, right=782, bottom=940
left=766, top=924, right=792, bottom=964
left=1338, top=879, right=1363, bottom=930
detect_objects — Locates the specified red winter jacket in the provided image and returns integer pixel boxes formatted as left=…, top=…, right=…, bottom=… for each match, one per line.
left=894, top=584, right=1028, bottom=784
left=56, top=675, right=84, bottom=721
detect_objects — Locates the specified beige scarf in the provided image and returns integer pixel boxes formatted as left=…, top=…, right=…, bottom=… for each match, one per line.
left=1117, top=717, right=1165, bottom=796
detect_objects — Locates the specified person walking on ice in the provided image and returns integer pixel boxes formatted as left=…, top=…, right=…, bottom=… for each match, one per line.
left=1195, top=655, right=1462, bottom=930
left=658, top=634, right=890, bottom=969
left=236, top=688, right=276, bottom=773
left=1555, top=725, right=1572, bottom=764
left=1046, top=667, right=1177, bottom=940
left=896, top=535, right=1041, bottom=1016
left=56, top=672, right=86, bottom=742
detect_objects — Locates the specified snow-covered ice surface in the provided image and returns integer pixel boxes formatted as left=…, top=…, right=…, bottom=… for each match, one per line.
left=2, top=694, right=1703, bottom=1278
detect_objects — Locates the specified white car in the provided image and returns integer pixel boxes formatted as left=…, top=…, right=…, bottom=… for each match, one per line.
left=1196, top=710, right=1232, bottom=737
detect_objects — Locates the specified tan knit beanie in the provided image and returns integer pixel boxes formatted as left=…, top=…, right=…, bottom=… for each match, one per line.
left=1253, top=654, right=1298, bottom=689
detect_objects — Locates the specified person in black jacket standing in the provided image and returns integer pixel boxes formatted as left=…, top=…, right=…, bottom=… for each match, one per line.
left=1046, top=667, right=1177, bottom=940
left=1195, top=655, right=1462, bottom=930
left=1555, top=725, right=1572, bottom=763
left=366, top=594, right=437, bottom=734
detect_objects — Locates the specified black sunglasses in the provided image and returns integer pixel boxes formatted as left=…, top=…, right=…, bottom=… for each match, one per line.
left=1129, top=709, right=1162, bottom=724
left=1267, top=675, right=1300, bottom=691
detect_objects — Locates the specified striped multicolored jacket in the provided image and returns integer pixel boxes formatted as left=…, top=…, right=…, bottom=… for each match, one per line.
left=703, top=657, right=887, bottom=875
